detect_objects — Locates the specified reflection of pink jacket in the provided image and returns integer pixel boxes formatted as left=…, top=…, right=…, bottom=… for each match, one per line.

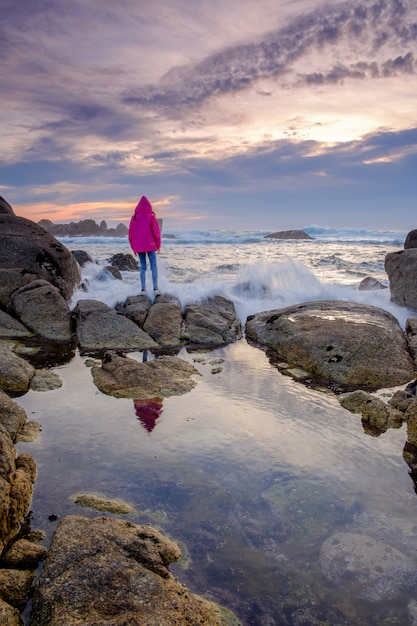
left=128, top=196, right=161, bottom=253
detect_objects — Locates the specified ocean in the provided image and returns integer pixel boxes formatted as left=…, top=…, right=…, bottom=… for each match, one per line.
left=66, top=225, right=412, bottom=327
left=17, top=226, right=417, bottom=626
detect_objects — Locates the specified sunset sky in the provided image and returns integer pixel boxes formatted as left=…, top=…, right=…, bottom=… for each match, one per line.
left=1, top=0, right=416, bottom=230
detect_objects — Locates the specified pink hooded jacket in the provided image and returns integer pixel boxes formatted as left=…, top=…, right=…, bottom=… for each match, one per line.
left=128, top=196, right=161, bottom=253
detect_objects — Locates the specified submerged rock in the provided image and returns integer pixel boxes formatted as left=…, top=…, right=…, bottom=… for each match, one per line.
left=73, top=493, right=135, bottom=515
left=246, top=300, right=414, bottom=390
left=320, top=532, right=417, bottom=602
left=30, top=515, right=234, bottom=626
left=91, top=351, right=200, bottom=398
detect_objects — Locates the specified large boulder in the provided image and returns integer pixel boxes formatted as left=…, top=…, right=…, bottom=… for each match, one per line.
left=0, top=310, right=32, bottom=339
left=115, top=294, right=152, bottom=326
left=0, top=211, right=80, bottom=307
left=143, top=294, right=184, bottom=346
left=91, top=351, right=200, bottom=398
left=73, top=299, right=158, bottom=354
left=30, top=515, right=231, bottom=626
left=385, top=249, right=417, bottom=312
left=11, top=280, right=73, bottom=341
left=184, top=296, right=242, bottom=348
left=245, top=300, right=415, bottom=390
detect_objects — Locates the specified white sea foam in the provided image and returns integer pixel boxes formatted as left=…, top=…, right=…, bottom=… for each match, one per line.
left=65, top=227, right=413, bottom=327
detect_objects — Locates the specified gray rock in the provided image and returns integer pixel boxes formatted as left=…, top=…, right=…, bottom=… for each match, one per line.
left=405, top=229, right=417, bottom=249
left=115, top=294, right=152, bottom=326
left=385, top=249, right=417, bottom=312
left=143, top=294, right=184, bottom=346
left=71, top=250, right=94, bottom=266
left=264, top=229, right=314, bottom=240
left=358, top=276, right=387, bottom=290
left=339, top=390, right=404, bottom=432
left=91, top=351, right=200, bottom=399
left=245, top=300, right=414, bottom=390
left=0, top=310, right=32, bottom=339
left=0, top=340, right=35, bottom=394
left=184, top=296, right=242, bottom=347
left=108, top=252, right=139, bottom=271
left=0, top=212, right=80, bottom=308
left=11, top=280, right=73, bottom=341
left=73, top=299, right=158, bottom=354
left=103, top=265, right=122, bottom=280
left=30, top=515, right=228, bottom=626
left=320, top=532, right=417, bottom=601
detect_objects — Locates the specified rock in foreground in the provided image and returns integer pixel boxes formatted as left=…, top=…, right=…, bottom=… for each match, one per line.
left=91, top=351, right=200, bottom=398
left=245, top=300, right=414, bottom=390
left=30, top=515, right=234, bottom=626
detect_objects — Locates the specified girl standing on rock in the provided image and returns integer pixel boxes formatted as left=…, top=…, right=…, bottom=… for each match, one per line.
left=128, top=196, right=161, bottom=292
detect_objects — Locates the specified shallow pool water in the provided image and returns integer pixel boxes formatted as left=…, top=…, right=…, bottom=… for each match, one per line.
left=16, top=339, right=417, bottom=625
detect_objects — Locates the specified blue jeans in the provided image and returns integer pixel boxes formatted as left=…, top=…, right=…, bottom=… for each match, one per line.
left=138, top=251, right=158, bottom=290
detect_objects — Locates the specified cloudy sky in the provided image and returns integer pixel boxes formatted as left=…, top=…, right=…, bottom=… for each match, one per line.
left=1, top=0, right=416, bottom=230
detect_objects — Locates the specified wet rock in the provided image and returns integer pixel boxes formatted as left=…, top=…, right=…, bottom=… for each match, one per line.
left=1, top=538, right=47, bottom=569
left=358, top=276, right=387, bottom=290
left=184, top=296, right=242, bottom=348
left=30, top=515, right=230, bottom=626
left=15, top=421, right=42, bottom=443
left=0, top=209, right=80, bottom=308
left=0, top=430, right=36, bottom=553
left=385, top=249, right=417, bottom=312
left=73, top=299, right=158, bottom=354
left=73, top=493, right=135, bottom=515
left=71, top=250, right=94, bottom=266
left=0, top=310, right=32, bottom=339
left=143, top=294, right=184, bottom=346
left=319, top=532, right=417, bottom=601
left=0, top=597, right=23, bottom=626
left=246, top=300, right=414, bottom=390
left=0, top=196, right=14, bottom=215
left=91, top=351, right=200, bottom=399
left=103, top=265, right=122, bottom=280
left=0, top=340, right=35, bottom=394
left=0, top=569, right=33, bottom=612
left=115, top=294, right=152, bottom=326
left=108, top=252, right=139, bottom=271
left=29, top=369, right=62, bottom=392
left=11, top=280, right=73, bottom=341
left=0, top=390, right=28, bottom=443
left=339, top=390, right=404, bottom=432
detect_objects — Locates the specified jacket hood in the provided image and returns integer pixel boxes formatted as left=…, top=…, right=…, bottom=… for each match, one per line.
left=134, top=196, right=152, bottom=215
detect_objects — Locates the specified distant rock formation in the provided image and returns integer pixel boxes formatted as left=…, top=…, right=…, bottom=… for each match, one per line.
left=264, top=229, right=314, bottom=240
left=38, top=219, right=128, bottom=237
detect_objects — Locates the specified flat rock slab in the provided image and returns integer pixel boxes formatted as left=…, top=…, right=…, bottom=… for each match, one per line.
left=91, top=351, right=201, bottom=398
left=30, top=515, right=230, bottom=626
left=245, top=300, right=415, bottom=390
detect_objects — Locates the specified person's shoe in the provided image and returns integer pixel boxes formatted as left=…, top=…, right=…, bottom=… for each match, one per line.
left=153, top=287, right=160, bottom=294
left=141, top=288, right=146, bottom=292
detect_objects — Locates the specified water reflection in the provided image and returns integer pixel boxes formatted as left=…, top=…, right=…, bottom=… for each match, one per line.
left=133, top=397, right=163, bottom=432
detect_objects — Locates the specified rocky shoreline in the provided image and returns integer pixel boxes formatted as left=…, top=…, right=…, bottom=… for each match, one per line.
left=1, top=195, right=417, bottom=624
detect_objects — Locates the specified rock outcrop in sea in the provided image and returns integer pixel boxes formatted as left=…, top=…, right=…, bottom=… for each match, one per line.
left=264, top=229, right=314, bottom=240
